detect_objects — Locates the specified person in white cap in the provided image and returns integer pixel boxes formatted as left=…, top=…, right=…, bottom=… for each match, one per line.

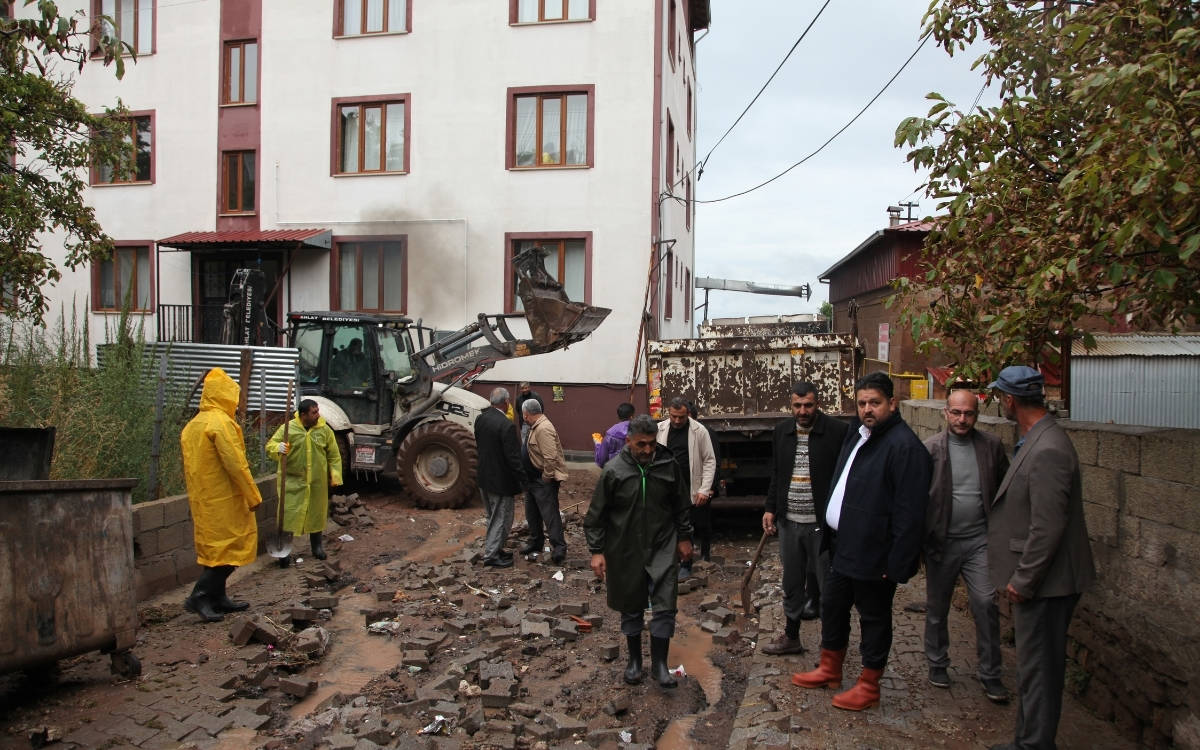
left=987, top=365, right=1095, bottom=750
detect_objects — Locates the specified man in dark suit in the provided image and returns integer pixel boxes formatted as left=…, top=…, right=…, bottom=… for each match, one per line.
left=988, top=366, right=1095, bottom=750
left=792, top=372, right=931, bottom=711
left=761, top=381, right=848, bottom=656
left=474, top=387, right=526, bottom=568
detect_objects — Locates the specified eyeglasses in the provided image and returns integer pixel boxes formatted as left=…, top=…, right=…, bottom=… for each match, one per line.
left=946, top=409, right=977, bottom=418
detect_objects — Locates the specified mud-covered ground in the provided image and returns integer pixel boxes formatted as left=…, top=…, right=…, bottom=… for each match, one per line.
left=0, top=465, right=767, bottom=749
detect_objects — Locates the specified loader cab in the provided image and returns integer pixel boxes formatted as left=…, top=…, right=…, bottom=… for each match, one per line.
left=289, top=312, right=421, bottom=426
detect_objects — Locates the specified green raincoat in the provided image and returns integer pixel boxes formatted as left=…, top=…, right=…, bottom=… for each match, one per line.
left=266, top=412, right=342, bottom=534
left=584, top=443, right=693, bottom=613
left=180, top=368, right=263, bottom=567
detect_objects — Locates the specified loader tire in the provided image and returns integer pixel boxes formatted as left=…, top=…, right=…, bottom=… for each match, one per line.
left=335, top=432, right=356, bottom=492
left=397, top=420, right=478, bottom=509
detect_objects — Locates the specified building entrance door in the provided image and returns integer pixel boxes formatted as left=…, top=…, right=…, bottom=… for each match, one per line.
left=192, top=253, right=283, bottom=344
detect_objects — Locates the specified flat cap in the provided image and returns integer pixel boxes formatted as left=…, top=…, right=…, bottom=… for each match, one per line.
left=988, top=365, right=1044, bottom=397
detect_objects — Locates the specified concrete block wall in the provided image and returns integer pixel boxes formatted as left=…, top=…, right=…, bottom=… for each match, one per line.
left=901, top=400, right=1200, bottom=748
left=131, top=475, right=279, bottom=601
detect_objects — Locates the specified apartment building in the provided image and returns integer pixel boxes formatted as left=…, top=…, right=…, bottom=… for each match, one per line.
left=21, top=0, right=710, bottom=448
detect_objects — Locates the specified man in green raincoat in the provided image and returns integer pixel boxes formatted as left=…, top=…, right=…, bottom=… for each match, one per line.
left=267, top=399, right=343, bottom=565
left=585, top=414, right=693, bottom=688
left=180, top=368, right=264, bottom=622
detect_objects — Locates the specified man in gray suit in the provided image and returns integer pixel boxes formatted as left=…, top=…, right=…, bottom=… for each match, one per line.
left=988, top=366, right=1095, bottom=750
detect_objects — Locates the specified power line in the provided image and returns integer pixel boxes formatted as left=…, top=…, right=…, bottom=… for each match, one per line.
left=697, top=0, right=832, bottom=172
left=690, top=31, right=932, bottom=205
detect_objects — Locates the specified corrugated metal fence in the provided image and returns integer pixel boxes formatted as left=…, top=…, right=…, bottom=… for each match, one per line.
left=97, top=342, right=299, bottom=411
left=1071, top=356, right=1200, bottom=429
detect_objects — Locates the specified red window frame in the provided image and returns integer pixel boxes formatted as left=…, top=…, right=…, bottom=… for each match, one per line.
left=506, top=85, right=595, bottom=170
left=667, top=0, right=676, bottom=70
left=91, top=0, right=156, bottom=56
left=331, top=237, right=408, bottom=313
left=220, top=150, right=255, bottom=215
left=331, top=94, right=411, bottom=175
left=334, top=0, right=411, bottom=37
left=664, top=249, right=673, bottom=320
left=91, top=242, right=156, bottom=312
left=509, top=0, right=595, bottom=23
left=504, top=232, right=593, bottom=313
left=90, top=111, right=155, bottom=185
left=684, top=268, right=691, bottom=323
left=221, top=39, right=258, bottom=105
left=666, top=112, right=675, bottom=184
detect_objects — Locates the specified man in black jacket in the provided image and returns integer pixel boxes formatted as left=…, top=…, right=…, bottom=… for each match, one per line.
left=792, top=372, right=931, bottom=712
left=761, top=381, right=848, bottom=656
left=474, top=387, right=525, bottom=568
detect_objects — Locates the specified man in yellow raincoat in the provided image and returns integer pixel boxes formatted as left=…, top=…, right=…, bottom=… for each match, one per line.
left=180, top=368, right=264, bottom=622
left=266, top=399, right=342, bottom=566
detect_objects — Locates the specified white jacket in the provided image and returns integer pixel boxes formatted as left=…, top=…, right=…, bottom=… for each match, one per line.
left=656, top=416, right=716, bottom=503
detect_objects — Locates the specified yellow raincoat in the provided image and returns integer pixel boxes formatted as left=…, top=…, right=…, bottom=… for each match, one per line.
left=266, top=412, right=342, bottom=534
left=180, top=368, right=263, bottom=567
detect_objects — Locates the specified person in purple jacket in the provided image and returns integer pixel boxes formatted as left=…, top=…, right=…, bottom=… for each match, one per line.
left=595, top=402, right=635, bottom=467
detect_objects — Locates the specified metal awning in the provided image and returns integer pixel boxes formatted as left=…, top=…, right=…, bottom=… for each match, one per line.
left=157, top=228, right=332, bottom=251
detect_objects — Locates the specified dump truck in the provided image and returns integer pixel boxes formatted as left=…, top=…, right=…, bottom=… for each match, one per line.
left=286, top=247, right=610, bottom=509
left=646, top=316, right=860, bottom=510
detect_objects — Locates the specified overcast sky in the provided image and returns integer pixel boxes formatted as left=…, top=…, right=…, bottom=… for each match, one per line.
left=691, top=0, right=994, bottom=321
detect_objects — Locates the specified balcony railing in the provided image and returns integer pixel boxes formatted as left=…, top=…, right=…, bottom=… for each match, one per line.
left=158, top=304, right=226, bottom=343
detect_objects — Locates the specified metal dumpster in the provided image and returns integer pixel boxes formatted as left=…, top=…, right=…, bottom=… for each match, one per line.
left=0, top=478, right=142, bottom=678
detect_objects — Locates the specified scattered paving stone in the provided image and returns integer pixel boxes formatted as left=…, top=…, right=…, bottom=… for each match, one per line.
left=712, top=626, right=741, bottom=645
left=278, top=677, right=318, bottom=698
left=602, top=693, right=632, bottom=716
left=293, top=626, right=330, bottom=656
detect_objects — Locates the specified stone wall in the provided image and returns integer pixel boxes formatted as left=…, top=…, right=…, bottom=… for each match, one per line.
left=902, top=400, right=1200, bottom=748
left=131, top=475, right=279, bottom=601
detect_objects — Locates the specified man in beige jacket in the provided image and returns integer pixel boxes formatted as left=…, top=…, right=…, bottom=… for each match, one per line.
left=657, top=396, right=716, bottom=579
left=521, top=398, right=569, bottom=564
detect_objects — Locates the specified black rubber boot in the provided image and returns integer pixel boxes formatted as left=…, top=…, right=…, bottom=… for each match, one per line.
left=623, top=635, right=643, bottom=685
left=183, top=568, right=224, bottom=622
left=700, top=539, right=711, bottom=562
left=214, top=565, right=248, bottom=612
left=310, top=532, right=327, bottom=560
left=650, top=636, right=677, bottom=688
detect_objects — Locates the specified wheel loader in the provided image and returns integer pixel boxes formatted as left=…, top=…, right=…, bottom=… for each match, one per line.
left=285, top=247, right=609, bottom=509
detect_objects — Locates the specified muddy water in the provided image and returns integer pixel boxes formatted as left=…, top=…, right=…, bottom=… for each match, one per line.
left=288, top=590, right=405, bottom=718
left=655, top=613, right=723, bottom=750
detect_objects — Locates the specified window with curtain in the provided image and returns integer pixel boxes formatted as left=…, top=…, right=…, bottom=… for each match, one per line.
left=338, top=0, right=407, bottom=36
left=222, top=40, right=258, bottom=105
left=95, top=0, right=154, bottom=55
left=336, top=98, right=407, bottom=174
left=512, top=91, right=589, bottom=168
left=515, top=0, right=590, bottom=22
left=509, top=238, right=588, bottom=312
left=336, top=239, right=406, bottom=312
left=93, top=113, right=153, bottom=184
left=93, top=244, right=152, bottom=311
left=221, top=151, right=255, bottom=213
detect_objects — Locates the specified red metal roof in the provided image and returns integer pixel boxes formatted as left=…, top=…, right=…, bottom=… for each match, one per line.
left=158, top=228, right=331, bottom=249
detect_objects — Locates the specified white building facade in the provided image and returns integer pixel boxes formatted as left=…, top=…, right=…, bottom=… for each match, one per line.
left=20, top=0, right=709, bottom=449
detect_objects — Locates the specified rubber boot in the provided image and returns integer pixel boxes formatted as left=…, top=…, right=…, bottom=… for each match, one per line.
left=700, top=539, right=711, bottom=562
left=791, top=648, right=845, bottom=689
left=310, top=532, right=327, bottom=560
left=183, top=568, right=224, bottom=622
left=623, top=635, right=643, bottom=685
left=214, top=565, right=249, bottom=613
left=649, top=637, right=677, bottom=688
left=831, top=667, right=882, bottom=711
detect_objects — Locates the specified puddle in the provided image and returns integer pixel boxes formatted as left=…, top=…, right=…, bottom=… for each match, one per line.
left=404, top=513, right=484, bottom=565
left=288, top=590, right=405, bottom=718
left=656, top=612, right=723, bottom=749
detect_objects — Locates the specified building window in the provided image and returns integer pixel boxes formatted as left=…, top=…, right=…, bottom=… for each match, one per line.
left=684, top=175, right=692, bottom=230
left=513, top=0, right=591, bottom=23
left=222, top=40, right=258, bottom=105
left=221, top=151, right=255, bottom=214
left=667, top=0, right=676, bottom=68
left=336, top=0, right=408, bottom=36
left=507, top=86, right=594, bottom=169
left=664, top=249, right=673, bottom=320
left=92, top=112, right=153, bottom=185
left=332, top=96, right=408, bottom=174
left=505, top=233, right=591, bottom=312
left=92, top=243, right=153, bottom=312
left=684, top=268, right=691, bottom=322
left=666, top=113, right=675, bottom=183
left=333, top=238, right=406, bottom=312
left=93, top=0, right=154, bottom=55
left=686, top=83, right=693, bottom=137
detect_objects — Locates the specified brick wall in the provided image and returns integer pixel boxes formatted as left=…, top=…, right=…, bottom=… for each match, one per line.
left=902, top=400, right=1200, bottom=748
left=132, top=475, right=279, bottom=601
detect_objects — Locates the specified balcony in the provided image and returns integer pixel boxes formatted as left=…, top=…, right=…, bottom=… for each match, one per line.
left=157, top=304, right=226, bottom=343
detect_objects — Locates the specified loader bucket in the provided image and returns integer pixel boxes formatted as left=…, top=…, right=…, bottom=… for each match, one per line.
left=514, top=247, right=611, bottom=353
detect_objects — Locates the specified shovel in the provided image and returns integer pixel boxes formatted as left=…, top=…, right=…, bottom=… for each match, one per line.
left=267, top=381, right=294, bottom=559
left=740, top=530, right=770, bottom=617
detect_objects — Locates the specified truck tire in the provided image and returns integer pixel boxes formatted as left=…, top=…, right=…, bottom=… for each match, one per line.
left=396, top=420, right=478, bottom=509
left=335, top=432, right=355, bottom=492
